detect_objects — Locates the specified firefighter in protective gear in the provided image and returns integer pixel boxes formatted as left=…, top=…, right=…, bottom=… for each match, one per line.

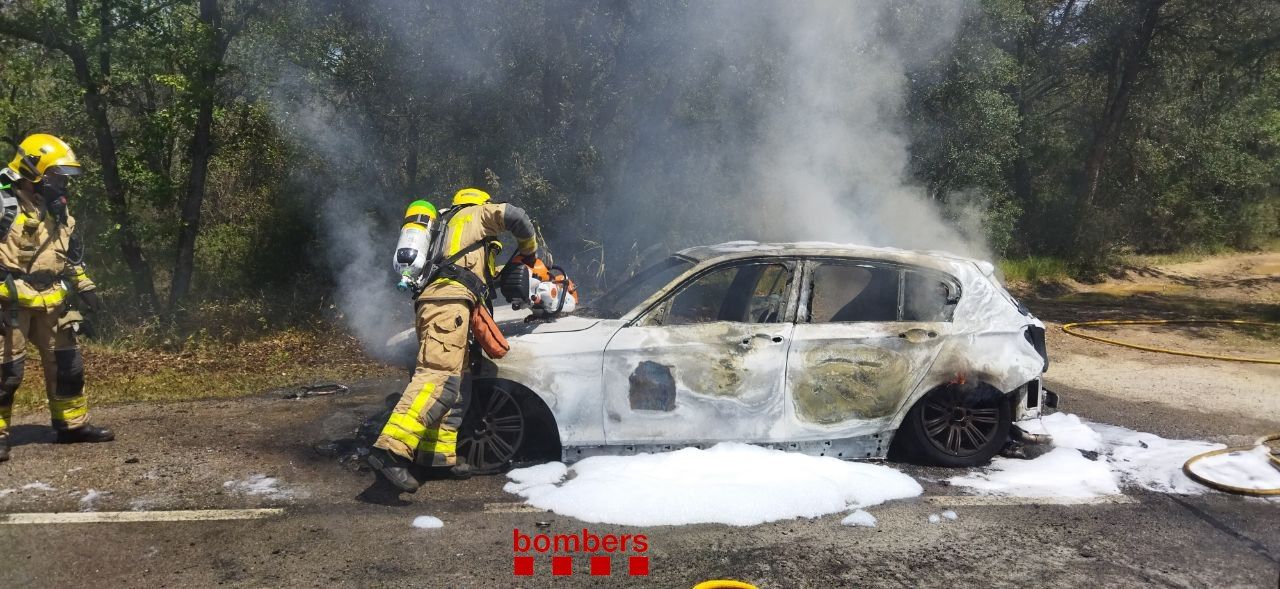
left=367, top=187, right=538, bottom=492
left=0, top=134, right=114, bottom=462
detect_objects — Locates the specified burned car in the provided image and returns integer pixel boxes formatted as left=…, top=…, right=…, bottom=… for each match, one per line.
left=440, top=242, right=1052, bottom=472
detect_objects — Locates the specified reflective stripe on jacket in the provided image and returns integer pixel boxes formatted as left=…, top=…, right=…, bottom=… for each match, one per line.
left=0, top=195, right=95, bottom=310
left=418, top=203, right=536, bottom=303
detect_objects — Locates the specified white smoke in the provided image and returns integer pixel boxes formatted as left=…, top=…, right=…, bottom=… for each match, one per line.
left=742, top=2, right=980, bottom=256
left=256, top=62, right=410, bottom=358
left=632, top=0, right=983, bottom=257
left=244, top=0, right=986, bottom=355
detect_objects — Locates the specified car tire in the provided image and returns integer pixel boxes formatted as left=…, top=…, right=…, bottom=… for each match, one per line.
left=890, top=383, right=1011, bottom=468
left=459, top=381, right=561, bottom=474
left=459, top=382, right=528, bottom=475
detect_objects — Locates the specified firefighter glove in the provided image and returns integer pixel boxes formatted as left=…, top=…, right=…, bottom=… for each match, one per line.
left=76, top=318, right=96, bottom=339
left=79, top=290, right=101, bottom=314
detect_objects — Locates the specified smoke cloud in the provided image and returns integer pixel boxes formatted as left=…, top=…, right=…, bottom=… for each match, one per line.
left=246, top=0, right=983, bottom=353
left=743, top=3, right=974, bottom=253
left=254, top=62, right=412, bottom=359
left=601, top=1, right=980, bottom=258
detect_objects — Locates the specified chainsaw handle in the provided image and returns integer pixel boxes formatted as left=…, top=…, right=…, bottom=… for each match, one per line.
left=548, top=265, right=570, bottom=314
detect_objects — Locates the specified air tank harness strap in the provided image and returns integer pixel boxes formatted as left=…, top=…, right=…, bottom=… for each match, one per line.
left=1, top=271, right=17, bottom=328
left=430, top=238, right=499, bottom=304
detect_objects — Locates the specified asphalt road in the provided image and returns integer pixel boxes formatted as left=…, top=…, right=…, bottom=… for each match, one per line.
left=2, top=375, right=1278, bottom=588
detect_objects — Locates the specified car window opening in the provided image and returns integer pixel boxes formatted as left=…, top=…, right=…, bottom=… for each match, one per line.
left=650, top=262, right=792, bottom=326
left=580, top=256, right=695, bottom=319
left=808, top=262, right=958, bottom=323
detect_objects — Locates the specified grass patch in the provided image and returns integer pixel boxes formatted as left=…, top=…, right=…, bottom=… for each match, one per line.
left=1120, top=239, right=1280, bottom=267
left=998, top=256, right=1074, bottom=283
left=1120, top=244, right=1234, bottom=267
left=8, top=328, right=402, bottom=413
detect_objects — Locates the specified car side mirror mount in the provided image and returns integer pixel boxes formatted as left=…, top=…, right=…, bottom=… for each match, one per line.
left=944, top=282, right=961, bottom=306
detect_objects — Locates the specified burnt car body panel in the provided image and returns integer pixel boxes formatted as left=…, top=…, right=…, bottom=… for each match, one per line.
left=398, top=242, right=1048, bottom=461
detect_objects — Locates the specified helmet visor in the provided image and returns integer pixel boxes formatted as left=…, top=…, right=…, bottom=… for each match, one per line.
left=39, top=172, right=73, bottom=199
left=45, top=164, right=82, bottom=177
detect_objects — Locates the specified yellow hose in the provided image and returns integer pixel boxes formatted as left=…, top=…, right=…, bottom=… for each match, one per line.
left=1062, top=319, right=1280, bottom=494
left=1060, top=319, right=1280, bottom=364
left=1182, top=434, right=1280, bottom=497
left=693, top=582, right=759, bottom=589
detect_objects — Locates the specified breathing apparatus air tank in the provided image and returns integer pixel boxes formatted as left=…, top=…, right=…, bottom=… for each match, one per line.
left=393, top=199, right=439, bottom=294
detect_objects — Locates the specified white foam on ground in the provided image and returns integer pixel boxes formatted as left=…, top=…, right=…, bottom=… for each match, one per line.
left=223, top=474, right=305, bottom=500
left=411, top=515, right=444, bottom=529
left=503, top=462, right=568, bottom=495
left=950, top=446, right=1120, bottom=497
left=1188, top=446, right=1280, bottom=491
left=79, top=489, right=107, bottom=511
left=502, top=415, right=1270, bottom=524
left=840, top=510, right=876, bottom=527
left=1019, top=413, right=1102, bottom=452
left=505, top=442, right=922, bottom=526
left=1096, top=424, right=1224, bottom=494
left=21, top=482, right=55, bottom=492
left=951, top=413, right=1253, bottom=497
left=0, top=489, right=14, bottom=498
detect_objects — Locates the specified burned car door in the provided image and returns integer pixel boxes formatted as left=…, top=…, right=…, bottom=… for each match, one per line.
left=602, top=259, right=798, bottom=444
left=783, top=259, right=958, bottom=436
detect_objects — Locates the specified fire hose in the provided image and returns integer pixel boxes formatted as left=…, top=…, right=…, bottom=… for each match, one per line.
left=1181, top=434, right=1280, bottom=497
left=1061, top=319, right=1280, bottom=495
left=1060, top=319, right=1280, bottom=365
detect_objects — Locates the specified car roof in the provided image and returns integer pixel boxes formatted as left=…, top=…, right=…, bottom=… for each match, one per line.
left=675, top=241, right=995, bottom=276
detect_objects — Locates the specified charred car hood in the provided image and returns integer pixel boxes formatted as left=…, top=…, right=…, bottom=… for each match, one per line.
left=498, top=314, right=601, bottom=338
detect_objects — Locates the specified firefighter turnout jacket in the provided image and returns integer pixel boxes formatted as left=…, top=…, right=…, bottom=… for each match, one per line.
left=418, top=202, right=538, bottom=303
left=0, top=178, right=97, bottom=434
left=375, top=200, right=536, bottom=467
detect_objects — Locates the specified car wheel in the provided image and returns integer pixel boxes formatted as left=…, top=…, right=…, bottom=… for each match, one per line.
left=892, top=383, right=1011, bottom=467
left=458, top=382, right=527, bottom=474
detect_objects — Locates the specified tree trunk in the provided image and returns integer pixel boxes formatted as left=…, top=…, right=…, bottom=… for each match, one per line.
left=168, top=74, right=215, bottom=309
left=1072, top=0, right=1163, bottom=255
left=169, top=0, right=226, bottom=309
left=68, top=46, right=159, bottom=310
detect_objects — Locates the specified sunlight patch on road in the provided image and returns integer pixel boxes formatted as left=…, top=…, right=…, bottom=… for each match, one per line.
left=0, top=508, right=285, bottom=525
left=921, top=495, right=1136, bottom=506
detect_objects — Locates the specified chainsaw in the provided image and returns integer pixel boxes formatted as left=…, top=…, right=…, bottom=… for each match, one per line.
left=498, top=257, right=578, bottom=318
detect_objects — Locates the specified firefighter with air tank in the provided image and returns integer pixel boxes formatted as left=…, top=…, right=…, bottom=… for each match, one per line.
left=0, top=134, right=113, bottom=462
left=368, top=187, right=541, bottom=492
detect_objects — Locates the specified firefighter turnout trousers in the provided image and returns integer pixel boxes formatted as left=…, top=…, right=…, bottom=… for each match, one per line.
left=375, top=299, right=471, bottom=467
left=0, top=306, right=89, bottom=436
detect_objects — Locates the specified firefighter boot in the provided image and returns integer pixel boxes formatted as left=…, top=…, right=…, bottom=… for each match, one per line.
left=55, top=423, right=115, bottom=444
left=367, top=448, right=421, bottom=493
left=449, top=462, right=476, bottom=479
left=0, top=435, right=9, bottom=462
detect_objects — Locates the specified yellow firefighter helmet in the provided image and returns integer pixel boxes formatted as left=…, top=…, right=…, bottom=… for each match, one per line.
left=451, top=187, right=491, bottom=206
left=7, top=134, right=82, bottom=182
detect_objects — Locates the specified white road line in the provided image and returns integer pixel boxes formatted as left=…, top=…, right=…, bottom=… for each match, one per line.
left=0, top=508, right=285, bottom=525
left=922, top=495, right=1137, bottom=506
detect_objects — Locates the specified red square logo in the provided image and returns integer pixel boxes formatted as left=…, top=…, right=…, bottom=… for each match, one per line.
left=513, top=556, right=534, bottom=576
left=552, top=556, right=573, bottom=576
left=590, top=556, right=611, bottom=576
left=628, top=556, right=649, bottom=576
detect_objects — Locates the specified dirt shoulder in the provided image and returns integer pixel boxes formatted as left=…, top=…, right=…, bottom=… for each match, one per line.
left=1016, top=250, right=1280, bottom=434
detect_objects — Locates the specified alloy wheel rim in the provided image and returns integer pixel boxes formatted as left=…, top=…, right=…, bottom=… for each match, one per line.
left=459, top=384, right=525, bottom=472
left=920, top=388, right=1000, bottom=457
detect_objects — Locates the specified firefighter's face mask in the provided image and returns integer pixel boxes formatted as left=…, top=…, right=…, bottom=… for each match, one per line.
left=37, top=173, right=71, bottom=215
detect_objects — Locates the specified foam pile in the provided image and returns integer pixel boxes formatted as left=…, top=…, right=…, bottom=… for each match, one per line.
left=505, top=442, right=922, bottom=526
